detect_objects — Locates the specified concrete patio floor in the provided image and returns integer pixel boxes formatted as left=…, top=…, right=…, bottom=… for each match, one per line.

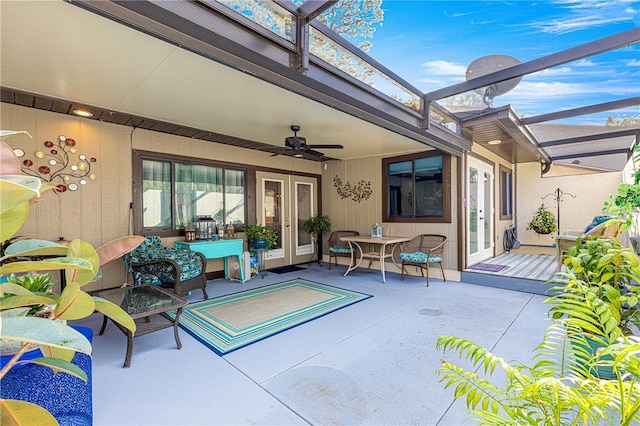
left=75, top=262, right=552, bottom=425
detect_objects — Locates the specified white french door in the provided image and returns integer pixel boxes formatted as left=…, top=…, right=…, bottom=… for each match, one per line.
left=256, top=172, right=318, bottom=268
left=467, top=156, right=494, bottom=265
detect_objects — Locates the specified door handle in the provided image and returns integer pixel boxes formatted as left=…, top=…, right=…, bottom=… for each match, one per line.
left=285, top=217, right=290, bottom=228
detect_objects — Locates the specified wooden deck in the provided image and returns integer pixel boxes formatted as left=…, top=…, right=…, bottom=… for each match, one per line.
left=462, top=252, right=559, bottom=295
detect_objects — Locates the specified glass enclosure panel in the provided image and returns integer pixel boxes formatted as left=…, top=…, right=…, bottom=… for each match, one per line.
left=175, top=163, right=222, bottom=229
left=469, top=166, right=479, bottom=254
left=414, top=156, right=443, bottom=217
left=264, top=180, right=283, bottom=250
left=388, top=160, right=413, bottom=217
left=216, top=0, right=294, bottom=41
left=483, top=171, right=492, bottom=250
left=309, top=26, right=421, bottom=112
left=225, top=169, right=245, bottom=227
left=430, top=104, right=460, bottom=133
left=142, top=159, right=172, bottom=228
left=296, top=182, right=313, bottom=248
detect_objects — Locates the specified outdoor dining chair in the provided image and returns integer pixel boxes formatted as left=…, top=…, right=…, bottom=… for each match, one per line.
left=327, top=230, right=359, bottom=270
left=399, top=234, right=447, bottom=287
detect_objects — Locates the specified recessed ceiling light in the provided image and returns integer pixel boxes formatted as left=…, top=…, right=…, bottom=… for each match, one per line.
left=487, top=139, right=502, bottom=145
left=72, top=109, right=93, bottom=118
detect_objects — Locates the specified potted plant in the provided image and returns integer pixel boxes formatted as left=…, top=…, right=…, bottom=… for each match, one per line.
left=526, top=203, right=558, bottom=234
left=436, top=235, right=640, bottom=424
left=301, top=214, right=331, bottom=264
left=437, top=329, right=640, bottom=424
left=603, top=144, right=640, bottom=253
left=0, top=136, right=143, bottom=424
left=245, top=224, right=277, bottom=250
left=547, top=235, right=640, bottom=378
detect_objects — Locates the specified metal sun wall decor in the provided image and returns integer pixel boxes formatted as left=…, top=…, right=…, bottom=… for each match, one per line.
left=14, top=135, right=97, bottom=193
left=333, top=175, right=372, bottom=203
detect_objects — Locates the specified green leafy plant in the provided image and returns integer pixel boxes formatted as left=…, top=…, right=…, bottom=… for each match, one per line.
left=0, top=135, right=144, bottom=424
left=437, top=329, right=640, bottom=425
left=603, top=144, right=640, bottom=236
left=553, top=236, right=640, bottom=335
left=526, top=203, right=558, bottom=234
left=244, top=224, right=277, bottom=249
left=437, top=235, right=640, bottom=425
left=3, top=273, right=53, bottom=317
left=301, top=214, right=332, bottom=239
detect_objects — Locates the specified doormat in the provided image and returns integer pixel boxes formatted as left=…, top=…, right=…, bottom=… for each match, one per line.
left=168, top=279, right=372, bottom=355
left=268, top=265, right=307, bottom=274
left=467, top=263, right=508, bottom=273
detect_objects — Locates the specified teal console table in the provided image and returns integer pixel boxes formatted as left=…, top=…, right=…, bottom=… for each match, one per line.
left=175, top=239, right=245, bottom=283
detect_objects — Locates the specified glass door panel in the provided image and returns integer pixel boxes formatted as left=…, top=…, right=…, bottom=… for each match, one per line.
left=467, top=156, right=494, bottom=266
left=483, top=171, right=492, bottom=250
left=469, top=166, right=479, bottom=256
left=295, top=182, right=313, bottom=256
left=256, top=172, right=318, bottom=268
left=262, top=178, right=285, bottom=264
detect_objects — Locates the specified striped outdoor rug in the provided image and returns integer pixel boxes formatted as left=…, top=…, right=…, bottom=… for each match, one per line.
left=169, top=279, right=371, bottom=355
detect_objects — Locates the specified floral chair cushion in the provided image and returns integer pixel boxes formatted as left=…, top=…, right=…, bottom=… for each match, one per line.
left=399, top=252, right=443, bottom=264
left=329, top=245, right=352, bottom=254
left=124, top=236, right=203, bottom=285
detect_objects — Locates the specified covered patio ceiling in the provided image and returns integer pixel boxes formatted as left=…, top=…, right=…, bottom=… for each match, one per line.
left=1, top=0, right=638, bottom=169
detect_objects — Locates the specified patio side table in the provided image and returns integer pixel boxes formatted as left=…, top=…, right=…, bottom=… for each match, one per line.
left=96, top=285, right=188, bottom=368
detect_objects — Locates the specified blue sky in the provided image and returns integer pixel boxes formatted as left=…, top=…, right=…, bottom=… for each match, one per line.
left=364, top=0, right=640, bottom=125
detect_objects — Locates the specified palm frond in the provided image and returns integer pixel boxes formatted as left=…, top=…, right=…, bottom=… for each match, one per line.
left=438, top=360, right=509, bottom=415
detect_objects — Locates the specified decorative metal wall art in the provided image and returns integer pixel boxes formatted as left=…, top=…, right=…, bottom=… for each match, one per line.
left=14, top=135, right=97, bottom=192
left=333, top=175, right=372, bottom=202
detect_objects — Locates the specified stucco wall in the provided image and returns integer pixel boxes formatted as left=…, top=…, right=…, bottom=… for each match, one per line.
left=516, top=161, right=623, bottom=247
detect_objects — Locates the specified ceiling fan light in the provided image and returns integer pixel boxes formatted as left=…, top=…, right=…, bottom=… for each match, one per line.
left=294, top=153, right=304, bottom=158
left=72, top=109, right=93, bottom=118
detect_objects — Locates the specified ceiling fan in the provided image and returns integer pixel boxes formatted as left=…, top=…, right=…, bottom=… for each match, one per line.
left=275, top=125, right=343, bottom=158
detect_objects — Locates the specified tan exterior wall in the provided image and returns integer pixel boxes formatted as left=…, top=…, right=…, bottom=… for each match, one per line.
left=516, top=161, right=623, bottom=247
left=322, top=154, right=460, bottom=280
left=1, top=103, right=321, bottom=292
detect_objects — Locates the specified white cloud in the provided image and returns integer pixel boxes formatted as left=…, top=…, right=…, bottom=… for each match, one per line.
left=507, top=81, right=589, bottom=98
left=530, top=0, right=639, bottom=33
left=626, top=59, right=640, bottom=66
left=573, top=59, right=597, bottom=67
left=536, top=66, right=574, bottom=75
left=420, top=60, right=467, bottom=77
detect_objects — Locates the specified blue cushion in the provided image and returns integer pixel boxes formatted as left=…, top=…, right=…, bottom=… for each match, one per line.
left=125, top=236, right=203, bottom=285
left=585, top=215, right=612, bottom=233
left=400, top=252, right=443, bottom=264
left=329, top=245, right=352, bottom=254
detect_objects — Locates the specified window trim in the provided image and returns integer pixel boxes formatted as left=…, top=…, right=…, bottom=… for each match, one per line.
left=499, top=165, right=513, bottom=220
left=132, top=150, right=248, bottom=236
left=382, top=151, right=451, bottom=223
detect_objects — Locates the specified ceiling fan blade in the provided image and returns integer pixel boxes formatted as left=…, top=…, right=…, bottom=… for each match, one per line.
left=308, top=144, right=343, bottom=149
left=304, top=149, right=326, bottom=157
